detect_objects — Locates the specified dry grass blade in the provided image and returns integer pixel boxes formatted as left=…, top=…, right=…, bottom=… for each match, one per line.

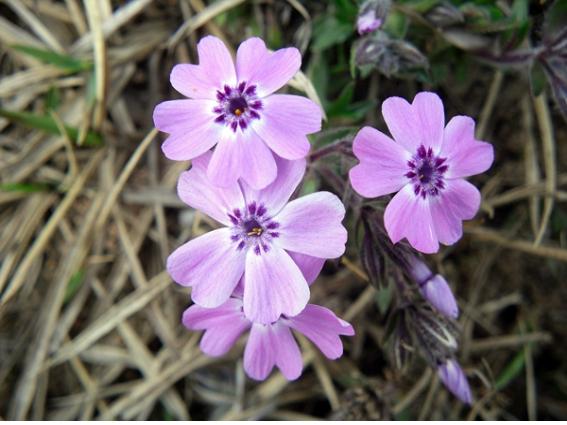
left=533, top=93, right=557, bottom=246
left=49, top=271, right=171, bottom=366
left=167, top=0, right=247, bottom=50
left=84, top=0, right=108, bottom=131
left=466, top=226, right=567, bottom=262
left=4, top=0, right=65, bottom=53
left=1, top=150, right=105, bottom=305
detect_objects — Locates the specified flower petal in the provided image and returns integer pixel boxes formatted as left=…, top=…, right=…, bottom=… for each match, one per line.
left=287, top=304, right=354, bottom=359
left=199, top=322, right=250, bottom=356
left=350, top=126, right=410, bottom=198
left=288, top=251, right=325, bottom=285
left=236, top=37, right=270, bottom=84
left=262, top=94, right=322, bottom=135
left=275, top=192, right=347, bottom=258
left=170, top=64, right=217, bottom=99
left=273, top=324, right=302, bottom=380
left=441, top=116, right=494, bottom=179
left=244, top=324, right=276, bottom=380
left=182, top=299, right=250, bottom=356
left=167, top=228, right=245, bottom=308
left=240, top=156, right=306, bottom=215
left=384, top=185, right=439, bottom=254
left=430, top=179, right=481, bottom=246
left=239, top=130, right=277, bottom=190
left=182, top=298, right=244, bottom=330
left=382, top=92, right=445, bottom=153
left=248, top=47, right=301, bottom=97
left=243, top=245, right=309, bottom=324
left=207, top=129, right=244, bottom=188
left=251, top=95, right=320, bottom=160
left=438, top=359, right=473, bottom=404
left=196, top=35, right=236, bottom=88
left=153, top=99, right=219, bottom=160
left=177, top=152, right=245, bottom=226
left=420, top=275, right=459, bottom=319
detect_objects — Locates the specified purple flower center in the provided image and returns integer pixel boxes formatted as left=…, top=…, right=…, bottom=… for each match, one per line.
left=405, top=145, right=448, bottom=199
left=213, top=82, right=262, bottom=133
left=229, top=202, right=279, bottom=255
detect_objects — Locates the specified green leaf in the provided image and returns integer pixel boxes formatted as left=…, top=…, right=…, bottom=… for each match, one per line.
left=382, top=10, right=408, bottom=39
left=312, top=15, right=353, bottom=51
left=11, top=44, right=92, bottom=72
left=376, top=284, right=393, bottom=314
left=45, top=86, right=61, bottom=112
left=333, top=0, right=358, bottom=22
left=64, top=270, right=85, bottom=304
left=0, top=109, right=103, bottom=147
left=495, top=350, right=526, bottom=390
left=0, top=182, right=51, bottom=193
left=308, top=52, right=329, bottom=107
left=403, top=0, right=440, bottom=14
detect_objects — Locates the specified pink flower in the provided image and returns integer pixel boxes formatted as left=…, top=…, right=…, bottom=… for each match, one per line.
left=349, top=92, right=494, bottom=254
left=183, top=298, right=354, bottom=381
left=168, top=152, right=347, bottom=324
left=438, top=359, right=473, bottom=404
left=153, top=36, right=322, bottom=190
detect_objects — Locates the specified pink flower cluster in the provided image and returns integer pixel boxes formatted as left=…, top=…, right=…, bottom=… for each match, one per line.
left=154, top=36, right=353, bottom=381
left=154, top=34, right=493, bottom=399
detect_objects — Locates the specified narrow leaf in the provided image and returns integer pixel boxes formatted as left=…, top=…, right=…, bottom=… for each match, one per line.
left=0, top=109, right=102, bottom=147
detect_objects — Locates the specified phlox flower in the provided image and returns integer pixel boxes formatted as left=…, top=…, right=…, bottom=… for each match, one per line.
left=153, top=35, right=322, bottom=190
left=182, top=294, right=354, bottom=381
left=168, top=152, right=347, bottom=325
left=349, top=92, right=494, bottom=253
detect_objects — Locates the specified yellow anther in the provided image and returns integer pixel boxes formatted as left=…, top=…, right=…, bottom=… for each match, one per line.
left=247, top=227, right=263, bottom=236
left=234, top=108, right=243, bottom=116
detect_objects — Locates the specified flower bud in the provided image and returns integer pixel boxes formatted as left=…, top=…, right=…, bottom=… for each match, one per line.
left=437, top=359, right=473, bottom=404
left=357, top=0, right=391, bottom=35
left=411, top=308, right=459, bottom=365
left=425, top=1, right=464, bottom=28
left=408, top=258, right=459, bottom=319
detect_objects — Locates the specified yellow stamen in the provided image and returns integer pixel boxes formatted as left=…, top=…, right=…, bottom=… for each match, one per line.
left=247, top=227, right=263, bottom=236
left=234, top=108, right=243, bottom=116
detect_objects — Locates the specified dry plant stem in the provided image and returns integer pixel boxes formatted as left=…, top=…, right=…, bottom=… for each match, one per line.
left=95, top=127, right=158, bottom=230
left=418, top=374, right=440, bottom=420
left=532, top=93, right=556, bottom=246
left=65, top=0, right=88, bottom=34
left=72, top=0, right=154, bottom=52
left=476, top=70, right=503, bottom=140
left=0, top=150, right=105, bottom=305
left=466, top=226, right=567, bottom=262
left=7, top=164, right=105, bottom=420
left=484, top=173, right=567, bottom=208
left=49, top=271, right=171, bottom=366
left=468, top=332, right=551, bottom=353
left=4, top=0, right=65, bottom=53
left=167, top=0, right=247, bottom=50
left=0, top=194, right=57, bottom=292
left=522, top=323, right=537, bottom=421
left=84, top=0, right=108, bottom=131
left=298, top=335, right=340, bottom=410
left=392, top=369, right=433, bottom=414
left=522, top=96, right=541, bottom=237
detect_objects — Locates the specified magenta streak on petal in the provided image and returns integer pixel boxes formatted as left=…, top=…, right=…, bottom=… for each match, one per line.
left=213, top=81, right=263, bottom=133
